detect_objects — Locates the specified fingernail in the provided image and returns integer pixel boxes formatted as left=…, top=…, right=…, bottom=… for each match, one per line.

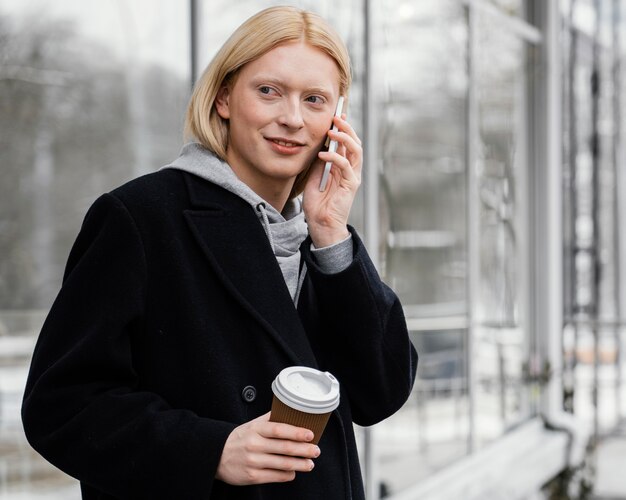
left=314, top=446, right=321, bottom=457
left=306, top=432, right=314, bottom=441
left=309, top=460, right=315, bottom=470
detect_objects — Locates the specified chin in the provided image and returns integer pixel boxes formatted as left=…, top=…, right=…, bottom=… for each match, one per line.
left=268, top=161, right=309, bottom=178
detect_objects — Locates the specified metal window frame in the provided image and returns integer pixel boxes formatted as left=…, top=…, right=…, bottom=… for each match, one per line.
left=528, top=0, right=565, bottom=420
left=362, top=1, right=379, bottom=496
left=190, top=0, right=199, bottom=89
left=611, top=0, right=624, bottom=422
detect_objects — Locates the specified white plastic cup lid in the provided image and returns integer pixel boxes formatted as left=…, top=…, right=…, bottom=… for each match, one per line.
left=271, top=366, right=340, bottom=414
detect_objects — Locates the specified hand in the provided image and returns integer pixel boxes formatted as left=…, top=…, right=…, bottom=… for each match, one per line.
left=302, top=114, right=363, bottom=248
left=216, top=412, right=321, bottom=485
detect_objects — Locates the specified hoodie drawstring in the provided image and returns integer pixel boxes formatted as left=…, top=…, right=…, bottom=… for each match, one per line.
left=256, top=202, right=275, bottom=253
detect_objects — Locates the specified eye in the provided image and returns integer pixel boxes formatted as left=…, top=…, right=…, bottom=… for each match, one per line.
left=305, top=95, right=325, bottom=104
left=259, top=86, right=276, bottom=96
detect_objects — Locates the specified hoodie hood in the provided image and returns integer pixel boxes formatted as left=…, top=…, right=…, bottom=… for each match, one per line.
left=162, top=142, right=309, bottom=302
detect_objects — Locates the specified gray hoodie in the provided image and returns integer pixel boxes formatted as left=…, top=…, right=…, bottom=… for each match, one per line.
left=163, top=143, right=352, bottom=305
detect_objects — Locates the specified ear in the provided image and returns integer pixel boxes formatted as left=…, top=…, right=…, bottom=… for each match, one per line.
left=215, top=85, right=231, bottom=119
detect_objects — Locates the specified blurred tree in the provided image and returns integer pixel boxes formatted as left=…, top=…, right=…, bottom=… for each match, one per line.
left=0, top=12, right=186, bottom=310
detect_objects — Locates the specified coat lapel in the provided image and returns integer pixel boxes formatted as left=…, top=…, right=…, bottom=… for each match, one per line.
left=181, top=173, right=318, bottom=368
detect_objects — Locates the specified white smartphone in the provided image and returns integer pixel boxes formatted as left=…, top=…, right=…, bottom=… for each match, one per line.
left=319, top=96, right=345, bottom=192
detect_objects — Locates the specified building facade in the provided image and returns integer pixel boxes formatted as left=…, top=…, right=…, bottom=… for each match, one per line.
left=0, top=0, right=624, bottom=498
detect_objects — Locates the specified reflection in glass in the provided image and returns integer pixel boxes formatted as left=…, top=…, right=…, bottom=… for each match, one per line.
left=0, top=1, right=189, bottom=496
left=474, top=6, right=530, bottom=445
left=562, top=0, right=625, bottom=435
left=381, top=0, right=468, bottom=317
left=484, top=0, right=526, bottom=17
left=377, top=329, right=467, bottom=493
left=373, top=0, right=469, bottom=495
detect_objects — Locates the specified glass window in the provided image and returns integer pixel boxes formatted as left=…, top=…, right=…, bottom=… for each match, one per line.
left=0, top=1, right=189, bottom=496
left=380, top=0, right=468, bottom=322
left=375, top=0, right=538, bottom=493
left=595, top=0, right=621, bottom=434
left=562, top=0, right=625, bottom=435
left=483, top=0, right=526, bottom=17
left=564, top=19, right=596, bottom=425
left=373, top=0, right=470, bottom=494
left=473, top=4, right=533, bottom=446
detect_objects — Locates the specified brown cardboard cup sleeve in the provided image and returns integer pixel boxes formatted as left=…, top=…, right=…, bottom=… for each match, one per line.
left=269, top=366, right=340, bottom=445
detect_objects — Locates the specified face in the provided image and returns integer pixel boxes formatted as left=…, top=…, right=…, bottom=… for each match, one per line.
left=215, top=42, right=341, bottom=197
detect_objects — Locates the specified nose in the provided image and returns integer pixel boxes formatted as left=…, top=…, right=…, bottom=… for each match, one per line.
left=278, top=98, right=304, bottom=129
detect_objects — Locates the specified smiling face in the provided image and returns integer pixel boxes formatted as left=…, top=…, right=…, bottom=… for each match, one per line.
left=215, top=42, right=341, bottom=206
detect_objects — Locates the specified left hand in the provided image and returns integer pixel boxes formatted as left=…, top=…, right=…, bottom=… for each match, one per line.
left=302, top=114, right=363, bottom=248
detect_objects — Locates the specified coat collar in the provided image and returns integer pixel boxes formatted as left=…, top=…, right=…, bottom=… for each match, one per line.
left=181, top=172, right=318, bottom=368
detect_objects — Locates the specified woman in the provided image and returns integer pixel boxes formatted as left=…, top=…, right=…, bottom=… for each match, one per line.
left=22, top=6, right=417, bottom=500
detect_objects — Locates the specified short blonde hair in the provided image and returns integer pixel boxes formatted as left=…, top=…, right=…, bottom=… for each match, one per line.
left=184, top=6, right=352, bottom=198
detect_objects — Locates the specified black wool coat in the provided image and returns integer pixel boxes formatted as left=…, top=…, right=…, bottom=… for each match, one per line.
left=22, top=169, right=418, bottom=500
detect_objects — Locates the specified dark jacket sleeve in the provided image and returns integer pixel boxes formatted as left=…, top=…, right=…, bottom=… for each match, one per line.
left=301, top=226, right=418, bottom=427
left=21, top=193, right=235, bottom=499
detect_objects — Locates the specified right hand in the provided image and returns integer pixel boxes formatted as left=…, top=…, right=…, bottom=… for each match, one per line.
left=216, top=411, right=321, bottom=485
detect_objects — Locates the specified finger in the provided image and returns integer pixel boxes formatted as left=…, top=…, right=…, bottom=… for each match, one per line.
left=257, top=453, right=316, bottom=473
left=317, top=150, right=358, bottom=185
left=259, top=469, right=297, bottom=483
left=261, top=438, right=321, bottom=459
left=247, top=448, right=316, bottom=472
left=329, top=128, right=362, bottom=181
left=337, top=139, right=348, bottom=158
left=334, top=115, right=362, bottom=146
left=328, top=129, right=362, bottom=164
left=257, top=421, right=315, bottom=443
left=247, top=468, right=297, bottom=484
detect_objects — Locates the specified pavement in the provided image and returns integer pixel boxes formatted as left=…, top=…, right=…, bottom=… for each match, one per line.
left=592, top=421, right=626, bottom=500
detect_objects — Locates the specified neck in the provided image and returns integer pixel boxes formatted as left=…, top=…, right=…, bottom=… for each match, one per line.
left=226, top=160, right=295, bottom=214
left=252, top=183, right=292, bottom=213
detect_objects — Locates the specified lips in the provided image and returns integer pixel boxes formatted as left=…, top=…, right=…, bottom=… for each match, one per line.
left=266, top=137, right=305, bottom=147
left=265, top=136, right=306, bottom=155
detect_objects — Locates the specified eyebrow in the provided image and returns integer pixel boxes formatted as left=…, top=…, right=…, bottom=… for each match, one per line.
left=251, top=75, right=334, bottom=98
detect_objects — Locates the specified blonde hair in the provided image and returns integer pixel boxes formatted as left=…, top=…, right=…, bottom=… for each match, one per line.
left=184, top=6, right=352, bottom=198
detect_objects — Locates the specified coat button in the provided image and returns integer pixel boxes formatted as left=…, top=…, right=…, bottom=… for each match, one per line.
left=242, top=385, right=257, bottom=403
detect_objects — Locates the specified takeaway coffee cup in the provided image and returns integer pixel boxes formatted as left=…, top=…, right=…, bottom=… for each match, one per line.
left=270, top=366, right=340, bottom=445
